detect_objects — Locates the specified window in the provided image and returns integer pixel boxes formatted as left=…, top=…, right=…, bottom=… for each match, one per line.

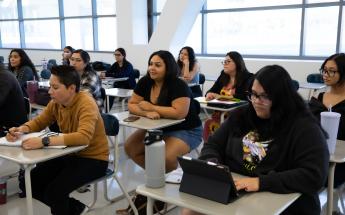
left=156, top=0, right=167, bottom=13
left=98, top=17, right=117, bottom=51
left=303, top=6, right=338, bottom=56
left=63, top=0, right=92, bottom=17
left=0, top=21, right=20, bottom=48
left=341, top=6, right=345, bottom=52
left=22, top=0, right=59, bottom=18
left=207, top=0, right=301, bottom=10
left=24, top=20, right=61, bottom=49
left=0, top=0, right=18, bottom=19
left=65, top=18, right=93, bottom=50
left=207, top=9, right=301, bottom=55
left=96, top=0, right=116, bottom=15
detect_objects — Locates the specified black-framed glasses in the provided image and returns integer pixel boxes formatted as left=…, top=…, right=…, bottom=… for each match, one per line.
left=221, top=60, right=232, bottom=65
left=247, top=91, right=271, bottom=104
left=320, top=68, right=337, bottom=77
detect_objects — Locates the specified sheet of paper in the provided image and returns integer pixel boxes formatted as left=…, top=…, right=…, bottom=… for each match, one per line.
left=0, top=132, right=65, bottom=148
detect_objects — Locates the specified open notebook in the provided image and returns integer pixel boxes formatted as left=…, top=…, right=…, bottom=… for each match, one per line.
left=0, top=132, right=66, bottom=149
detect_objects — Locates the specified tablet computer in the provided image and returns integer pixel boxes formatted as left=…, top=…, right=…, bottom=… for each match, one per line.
left=177, top=156, right=243, bottom=204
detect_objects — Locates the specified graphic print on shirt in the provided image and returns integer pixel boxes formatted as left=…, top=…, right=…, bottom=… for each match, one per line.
left=220, top=85, right=235, bottom=97
left=242, top=131, right=272, bottom=172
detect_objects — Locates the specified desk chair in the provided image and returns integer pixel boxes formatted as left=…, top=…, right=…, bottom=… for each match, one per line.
left=80, top=113, right=138, bottom=214
left=133, top=69, right=140, bottom=83
left=199, top=73, right=206, bottom=95
left=307, top=73, right=323, bottom=84
left=47, top=59, right=57, bottom=70
left=40, top=69, right=51, bottom=80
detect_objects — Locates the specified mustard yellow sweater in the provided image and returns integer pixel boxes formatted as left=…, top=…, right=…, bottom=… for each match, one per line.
left=25, top=92, right=109, bottom=161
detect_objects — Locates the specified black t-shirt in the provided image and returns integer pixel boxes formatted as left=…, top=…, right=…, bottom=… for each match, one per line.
left=134, top=76, right=201, bottom=131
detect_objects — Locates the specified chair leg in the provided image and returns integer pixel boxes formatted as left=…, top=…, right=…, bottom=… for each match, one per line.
left=114, top=175, right=138, bottom=215
left=87, top=183, right=98, bottom=209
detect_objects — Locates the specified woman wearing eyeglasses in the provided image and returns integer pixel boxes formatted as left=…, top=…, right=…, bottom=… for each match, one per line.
left=203, top=51, right=253, bottom=141
left=182, top=65, right=329, bottom=215
left=205, top=51, right=253, bottom=101
left=105, top=48, right=136, bottom=109
left=309, top=53, right=345, bottom=213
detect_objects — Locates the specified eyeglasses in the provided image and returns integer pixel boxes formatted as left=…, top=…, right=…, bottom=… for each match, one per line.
left=221, top=60, right=232, bottom=65
left=320, top=68, right=337, bottom=77
left=113, top=53, right=121, bottom=57
left=247, top=91, right=271, bottom=104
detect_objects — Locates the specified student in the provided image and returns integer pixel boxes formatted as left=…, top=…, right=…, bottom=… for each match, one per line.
left=105, top=48, right=136, bottom=110
left=203, top=51, right=253, bottom=141
left=6, top=65, right=109, bottom=215
left=309, top=53, right=345, bottom=213
left=206, top=51, right=253, bottom=101
left=125, top=50, right=202, bottom=172
left=70, top=49, right=104, bottom=112
left=182, top=65, right=329, bottom=215
left=62, top=46, right=75, bottom=65
left=177, top=46, right=202, bottom=98
left=0, top=63, right=28, bottom=137
left=8, top=49, right=39, bottom=96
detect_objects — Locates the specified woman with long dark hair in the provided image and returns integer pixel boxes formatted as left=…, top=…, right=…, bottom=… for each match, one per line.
left=309, top=53, right=345, bottom=213
left=70, top=49, right=103, bottom=112
left=8, top=49, right=39, bottom=96
left=125, top=50, right=202, bottom=172
left=183, top=65, right=329, bottom=215
left=177, top=46, right=202, bottom=97
left=62, top=46, right=75, bottom=65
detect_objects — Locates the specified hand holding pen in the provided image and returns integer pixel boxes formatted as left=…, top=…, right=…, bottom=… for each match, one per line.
left=5, top=126, right=29, bottom=142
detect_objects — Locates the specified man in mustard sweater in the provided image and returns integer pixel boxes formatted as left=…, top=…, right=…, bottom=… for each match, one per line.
left=6, top=65, right=109, bottom=215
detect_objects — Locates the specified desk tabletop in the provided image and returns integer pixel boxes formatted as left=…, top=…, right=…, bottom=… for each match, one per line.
left=0, top=145, right=87, bottom=165
left=105, top=88, right=133, bottom=97
left=112, top=111, right=184, bottom=130
left=136, top=183, right=300, bottom=215
left=299, top=82, right=326, bottom=90
left=330, top=140, right=345, bottom=163
left=195, top=96, right=247, bottom=112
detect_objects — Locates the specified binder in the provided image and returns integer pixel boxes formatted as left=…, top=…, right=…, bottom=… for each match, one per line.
left=177, top=156, right=242, bottom=204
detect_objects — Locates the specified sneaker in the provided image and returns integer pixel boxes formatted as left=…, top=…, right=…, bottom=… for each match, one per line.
left=76, top=185, right=90, bottom=193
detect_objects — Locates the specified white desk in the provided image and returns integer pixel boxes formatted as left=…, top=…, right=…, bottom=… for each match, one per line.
left=299, top=82, right=327, bottom=100
left=327, top=140, right=345, bottom=215
left=195, top=97, right=247, bottom=123
left=137, top=183, right=300, bottom=215
left=0, top=145, right=87, bottom=215
left=105, top=88, right=133, bottom=112
left=112, top=111, right=184, bottom=130
left=102, top=77, right=129, bottom=89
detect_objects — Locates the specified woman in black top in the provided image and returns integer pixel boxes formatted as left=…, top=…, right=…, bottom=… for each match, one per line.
left=206, top=51, right=253, bottom=100
left=183, top=65, right=329, bottom=215
left=125, top=50, right=202, bottom=172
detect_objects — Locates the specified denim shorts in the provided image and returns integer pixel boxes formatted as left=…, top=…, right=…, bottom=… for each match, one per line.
left=163, top=125, right=203, bottom=150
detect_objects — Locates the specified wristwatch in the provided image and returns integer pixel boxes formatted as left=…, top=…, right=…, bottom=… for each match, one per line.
left=42, top=136, right=50, bottom=147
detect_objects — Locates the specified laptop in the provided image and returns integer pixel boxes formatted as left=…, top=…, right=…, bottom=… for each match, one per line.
left=177, top=156, right=244, bottom=204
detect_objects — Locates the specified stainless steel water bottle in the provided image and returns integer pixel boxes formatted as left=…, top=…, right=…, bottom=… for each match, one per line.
left=144, top=129, right=165, bottom=188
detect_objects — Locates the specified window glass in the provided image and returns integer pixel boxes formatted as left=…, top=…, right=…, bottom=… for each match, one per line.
left=183, top=15, right=201, bottom=54
left=96, top=0, right=116, bottom=15
left=65, top=18, right=93, bottom=50
left=0, top=21, right=20, bottom=48
left=22, top=0, right=59, bottom=18
left=306, top=0, right=338, bottom=3
left=24, top=20, right=61, bottom=49
left=63, top=0, right=92, bottom=17
left=156, top=0, right=167, bottom=13
left=98, top=17, right=117, bottom=51
left=304, top=6, right=338, bottom=56
left=0, top=0, right=18, bottom=19
left=207, top=9, right=301, bottom=55
left=207, top=0, right=301, bottom=10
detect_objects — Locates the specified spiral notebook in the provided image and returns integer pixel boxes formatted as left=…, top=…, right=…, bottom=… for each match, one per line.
left=0, top=132, right=66, bottom=149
